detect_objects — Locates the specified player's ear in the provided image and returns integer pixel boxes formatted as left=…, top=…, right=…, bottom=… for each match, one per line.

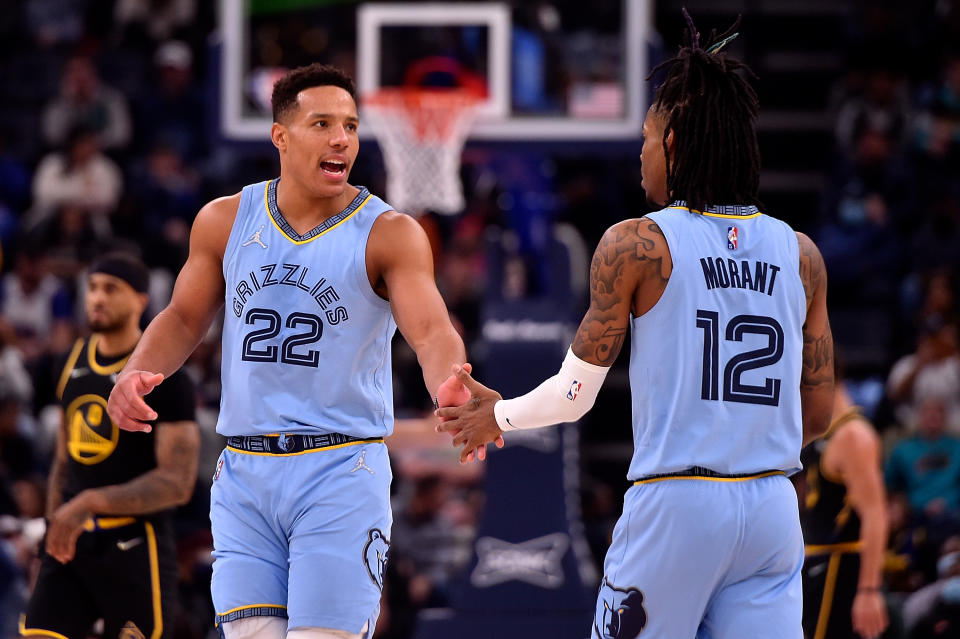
left=270, top=122, right=286, bottom=151
left=136, top=292, right=149, bottom=314
left=664, top=127, right=676, bottom=157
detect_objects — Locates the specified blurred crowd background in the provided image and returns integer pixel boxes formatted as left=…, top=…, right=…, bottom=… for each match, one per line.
left=0, top=1, right=958, bottom=638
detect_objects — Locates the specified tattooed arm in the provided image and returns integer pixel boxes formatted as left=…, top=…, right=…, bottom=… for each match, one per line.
left=571, top=217, right=671, bottom=365
left=436, top=218, right=670, bottom=461
left=45, top=420, right=200, bottom=563
left=797, top=232, right=834, bottom=445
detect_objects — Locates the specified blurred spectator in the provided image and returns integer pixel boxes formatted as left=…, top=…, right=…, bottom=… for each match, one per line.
left=41, top=55, right=132, bottom=151
left=135, top=40, right=207, bottom=160
left=886, top=491, right=926, bottom=592
left=903, top=536, right=960, bottom=635
left=24, top=0, right=88, bottom=48
left=129, top=141, right=200, bottom=272
left=907, top=554, right=960, bottom=637
left=437, top=235, right=484, bottom=344
left=817, top=190, right=903, bottom=307
left=0, top=391, right=42, bottom=511
left=908, top=192, right=960, bottom=277
left=34, top=203, right=107, bottom=280
left=824, top=116, right=916, bottom=227
left=0, top=515, right=27, bottom=639
left=919, top=270, right=958, bottom=326
left=914, top=52, right=960, bottom=160
left=886, top=399, right=960, bottom=526
left=887, top=317, right=960, bottom=431
left=0, top=128, right=31, bottom=215
left=0, top=321, right=34, bottom=407
left=390, top=475, right=477, bottom=609
left=835, top=67, right=911, bottom=158
left=30, top=125, right=123, bottom=232
left=113, top=0, right=196, bottom=44
left=0, top=245, right=74, bottom=365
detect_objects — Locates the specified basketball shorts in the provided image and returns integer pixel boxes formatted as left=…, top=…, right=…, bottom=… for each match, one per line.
left=594, top=471, right=804, bottom=639
left=802, top=543, right=861, bottom=639
left=22, top=516, right=177, bottom=639
left=210, top=437, right=392, bottom=635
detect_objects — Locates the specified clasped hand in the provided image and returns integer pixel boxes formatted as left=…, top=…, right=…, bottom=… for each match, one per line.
left=435, top=364, right=505, bottom=463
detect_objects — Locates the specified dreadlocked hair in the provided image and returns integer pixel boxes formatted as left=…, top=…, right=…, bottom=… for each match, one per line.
left=649, top=10, right=763, bottom=212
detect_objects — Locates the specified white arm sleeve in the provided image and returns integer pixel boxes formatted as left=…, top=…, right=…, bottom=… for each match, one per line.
left=494, top=348, right=610, bottom=431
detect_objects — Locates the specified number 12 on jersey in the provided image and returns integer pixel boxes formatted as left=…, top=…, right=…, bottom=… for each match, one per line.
left=695, top=310, right=784, bottom=406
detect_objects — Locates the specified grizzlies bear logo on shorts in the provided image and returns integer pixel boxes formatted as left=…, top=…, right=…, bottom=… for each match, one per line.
left=594, top=578, right=647, bottom=639
left=364, top=528, right=390, bottom=590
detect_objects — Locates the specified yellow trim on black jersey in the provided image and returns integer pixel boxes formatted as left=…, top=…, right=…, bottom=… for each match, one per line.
left=633, top=469, right=784, bottom=486
left=805, top=541, right=863, bottom=557
left=56, top=338, right=85, bottom=400
left=226, top=438, right=384, bottom=457
left=146, top=522, right=163, bottom=639
left=813, top=552, right=843, bottom=639
left=18, top=615, right=69, bottom=639
left=819, top=406, right=868, bottom=484
left=825, top=406, right=863, bottom=439
left=87, top=334, right=132, bottom=375
left=264, top=180, right=372, bottom=246
left=81, top=516, right=137, bottom=532
left=669, top=205, right=763, bottom=219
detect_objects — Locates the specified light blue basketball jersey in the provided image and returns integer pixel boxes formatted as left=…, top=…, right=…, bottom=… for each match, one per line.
left=628, top=203, right=806, bottom=479
left=216, top=179, right=397, bottom=438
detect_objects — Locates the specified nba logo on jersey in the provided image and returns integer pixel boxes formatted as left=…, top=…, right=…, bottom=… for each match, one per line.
left=567, top=380, right=582, bottom=401
left=727, top=226, right=738, bottom=250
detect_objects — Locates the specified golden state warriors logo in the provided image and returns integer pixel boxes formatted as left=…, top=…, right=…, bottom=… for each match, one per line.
left=65, top=394, right=119, bottom=465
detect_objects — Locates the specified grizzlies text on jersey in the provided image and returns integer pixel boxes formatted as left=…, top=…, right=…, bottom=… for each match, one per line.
left=217, top=179, right=398, bottom=438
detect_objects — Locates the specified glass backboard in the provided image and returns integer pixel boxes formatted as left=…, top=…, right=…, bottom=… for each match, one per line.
left=220, top=0, right=651, bottom=141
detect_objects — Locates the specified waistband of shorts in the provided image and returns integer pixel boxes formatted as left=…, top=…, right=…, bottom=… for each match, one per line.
left=225, top=433, right=384, bottom=456
left=804, top=541, right=863, bottom=557
left=81, top=516, right=138, bottom=532
left=633, top=466, right=785, bottom=485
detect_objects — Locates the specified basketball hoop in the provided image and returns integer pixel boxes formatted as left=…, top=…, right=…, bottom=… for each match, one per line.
left=363, top=87, right=482, bottom=215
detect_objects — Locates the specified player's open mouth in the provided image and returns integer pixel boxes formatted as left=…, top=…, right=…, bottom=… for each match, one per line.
left=320, top=160, right=346, bottom=177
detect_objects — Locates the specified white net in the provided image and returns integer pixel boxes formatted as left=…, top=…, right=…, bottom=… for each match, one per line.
left=363, top=89, right=480, bottom=215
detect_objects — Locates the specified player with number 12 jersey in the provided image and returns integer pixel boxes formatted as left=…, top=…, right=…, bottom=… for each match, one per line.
left=627, top=202, right=804, bottom=478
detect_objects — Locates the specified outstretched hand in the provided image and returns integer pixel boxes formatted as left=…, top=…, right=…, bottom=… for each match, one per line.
left=436, top=362, right=474, bottom=413
left=436, top=364, right=505, bottom=463
left=107, top=370, right=164, bottom=433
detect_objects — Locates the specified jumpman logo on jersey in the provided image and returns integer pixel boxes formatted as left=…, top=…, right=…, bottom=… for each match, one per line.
left=350, top=449, right=375, bottom=475
left=242, top=224, right=268, bottom=249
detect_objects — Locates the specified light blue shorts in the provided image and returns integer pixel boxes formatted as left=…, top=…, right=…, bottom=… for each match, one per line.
left=594, top=471, right=803, bottom=639
left=210, top=438, right=392, bottom=634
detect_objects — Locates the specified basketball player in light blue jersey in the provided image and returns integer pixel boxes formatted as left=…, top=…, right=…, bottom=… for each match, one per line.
left=438, top=13, right=836, bottom=639
left=106, top=64, right=492, bottom=639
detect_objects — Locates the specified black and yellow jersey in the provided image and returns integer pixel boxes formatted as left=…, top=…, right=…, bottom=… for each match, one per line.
left=798, top=408, right=864, bottom=547
left=56, top=335, right=195, bottom=508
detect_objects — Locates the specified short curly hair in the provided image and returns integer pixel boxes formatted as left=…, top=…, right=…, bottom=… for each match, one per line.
left=271, top=63, right=356, bottom=123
